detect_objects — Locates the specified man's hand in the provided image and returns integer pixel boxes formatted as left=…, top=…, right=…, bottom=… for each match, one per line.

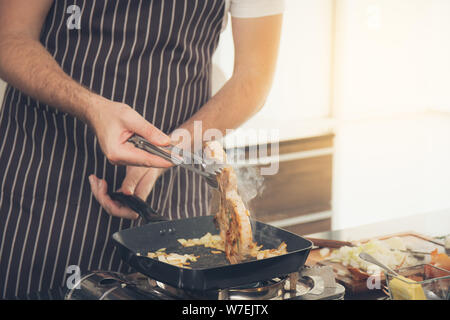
left=86, top=97, right=173, bottom=168
left=89, top=167, right=165, bottom=220
left=120, top=166, right=166, bottom=199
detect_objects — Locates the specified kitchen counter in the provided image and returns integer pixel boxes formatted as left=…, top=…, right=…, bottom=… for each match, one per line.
left=306, top=209, right=450, bottom=300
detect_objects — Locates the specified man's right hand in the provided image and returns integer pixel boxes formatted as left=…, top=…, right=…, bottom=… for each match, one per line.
left=85, top=97, right=173, bottom=168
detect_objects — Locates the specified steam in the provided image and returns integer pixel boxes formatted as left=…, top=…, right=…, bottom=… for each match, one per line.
left=234, top=166, right=265, bottom=208
left=234, top=166, right=284, bottom=247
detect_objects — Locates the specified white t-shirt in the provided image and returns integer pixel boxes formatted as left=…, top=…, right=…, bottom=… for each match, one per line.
left=222, top=0, right=285, bottom=30
left=226, top=0, right=285, bottom=18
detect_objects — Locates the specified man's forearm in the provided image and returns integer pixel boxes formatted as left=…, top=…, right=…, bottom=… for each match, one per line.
left=0, top=35, right=101, bottom=124
left=174, top=69, right=273, bottom=150
left=174, top=15, right=282, bottom=151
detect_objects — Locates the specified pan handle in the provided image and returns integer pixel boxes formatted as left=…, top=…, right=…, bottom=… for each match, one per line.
left=108, top=192, right=168, bottom=223
left=304, top=237, right=353, bottom=248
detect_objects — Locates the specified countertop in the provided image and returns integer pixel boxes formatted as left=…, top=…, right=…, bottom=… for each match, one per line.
left=306, top=209, right=450, bottom=300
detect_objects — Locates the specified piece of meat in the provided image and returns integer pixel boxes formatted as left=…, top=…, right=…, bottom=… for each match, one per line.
left=204, top=141, right=255, bottom=264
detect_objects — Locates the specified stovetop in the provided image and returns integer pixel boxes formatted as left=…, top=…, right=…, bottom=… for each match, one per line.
left=64, top=266, right=345, bottom=300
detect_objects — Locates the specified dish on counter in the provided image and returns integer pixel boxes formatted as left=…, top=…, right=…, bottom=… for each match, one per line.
left=322, top=237, right=424, bottom=278
left=386, top=263, right=450, bottom=300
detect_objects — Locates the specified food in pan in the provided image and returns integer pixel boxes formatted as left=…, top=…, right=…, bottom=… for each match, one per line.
left=145, top=248, right=199, bottom=268
left=144, top=232, right=287, bottom=268
left=204, top=141, right=257, bottom=264
left=177, top=232, right=287, bottom=261
left=177, top=232, right=224, bottom=251
left=251, top=242, right=288, bottom=260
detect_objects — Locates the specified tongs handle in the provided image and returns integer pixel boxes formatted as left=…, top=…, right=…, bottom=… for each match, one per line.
left=127, top=135, right=184, bottom=165
left=127, top=135, right=216, bottom=183
left=109, top=192, right=168, bottom=223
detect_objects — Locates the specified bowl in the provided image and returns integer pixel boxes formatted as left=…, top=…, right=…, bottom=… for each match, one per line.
left=385, top=264, right=450, bottom=300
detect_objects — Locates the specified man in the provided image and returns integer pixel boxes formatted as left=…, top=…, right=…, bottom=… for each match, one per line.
left=0, top=0, right=283, bottom=298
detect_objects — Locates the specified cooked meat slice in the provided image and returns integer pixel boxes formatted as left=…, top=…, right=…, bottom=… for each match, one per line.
left=222, top=187, right=255, bottom=264
left=205, top=141, right=255, bottom=264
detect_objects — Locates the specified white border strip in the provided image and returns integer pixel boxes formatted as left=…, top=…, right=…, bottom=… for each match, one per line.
left=267, top=211, right=333, bottom=228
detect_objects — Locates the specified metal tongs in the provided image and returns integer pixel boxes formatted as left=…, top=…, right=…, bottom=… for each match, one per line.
left=127, top=135, right=224, bottom=188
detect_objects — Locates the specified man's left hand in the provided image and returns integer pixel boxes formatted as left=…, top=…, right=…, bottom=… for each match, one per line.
left=89, top=166, right=165, bottom=220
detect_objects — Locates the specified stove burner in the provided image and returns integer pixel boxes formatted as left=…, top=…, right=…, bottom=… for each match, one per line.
left=65, top=267, right=345, bottom=300
left=150, top=277, right=288, bottom=300
left=148, top=272, right=323, bottom=300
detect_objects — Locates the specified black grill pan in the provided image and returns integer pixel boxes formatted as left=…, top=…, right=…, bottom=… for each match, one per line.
left=110, top=193, right=312, bottom=291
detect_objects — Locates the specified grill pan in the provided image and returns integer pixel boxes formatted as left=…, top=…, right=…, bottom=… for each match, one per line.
left=110, top=192, right=312, bottom=291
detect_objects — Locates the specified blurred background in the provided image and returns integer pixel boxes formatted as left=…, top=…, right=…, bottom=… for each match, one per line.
left=1, top=0, right=449, bottom=233
left=214, top=0, right=450, bottom=232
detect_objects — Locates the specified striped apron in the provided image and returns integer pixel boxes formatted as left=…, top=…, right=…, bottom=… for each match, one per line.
left=0, top=0, right=225, bottom=299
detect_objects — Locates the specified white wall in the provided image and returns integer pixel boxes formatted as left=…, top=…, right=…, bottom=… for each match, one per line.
left=331, top=0, right=450, bottom=229
left=333, top=113, right=450, bottom=229
left=429, top=0, right=450, bottom=113
left=332, top=0, right=450, bottom=120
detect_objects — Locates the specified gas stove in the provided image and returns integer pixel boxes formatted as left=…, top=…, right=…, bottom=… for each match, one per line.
left=65, top=266, right=345, bottom=300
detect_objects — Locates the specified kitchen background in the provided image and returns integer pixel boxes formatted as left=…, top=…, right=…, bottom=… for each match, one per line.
left=1, top=0, right=449, bottom=233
